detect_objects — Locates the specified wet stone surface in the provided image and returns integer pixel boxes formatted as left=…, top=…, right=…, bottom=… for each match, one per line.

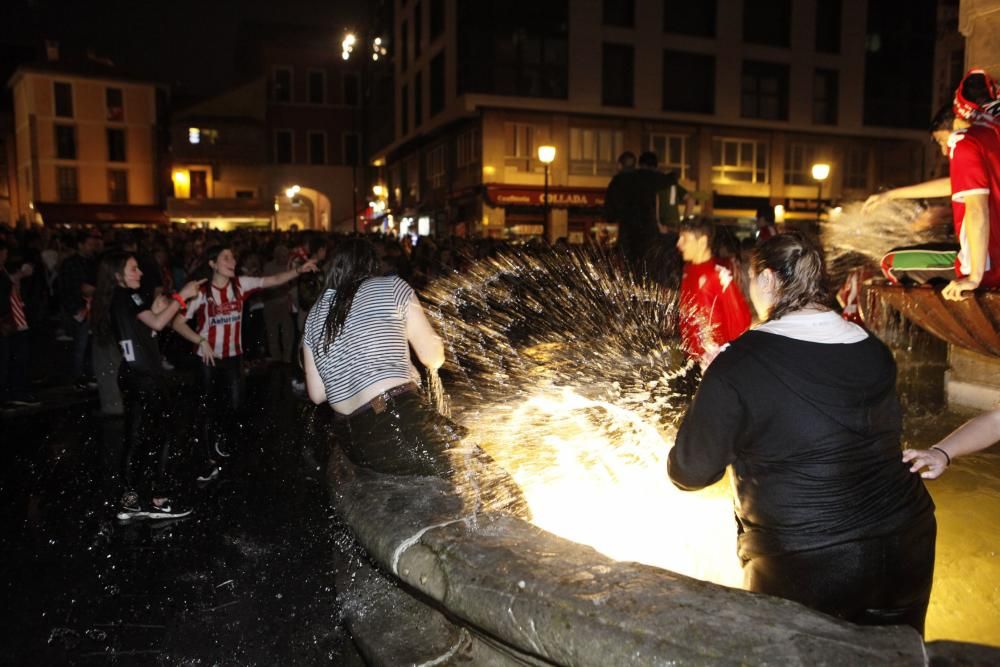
left=0, top=365, right=360, bottom=665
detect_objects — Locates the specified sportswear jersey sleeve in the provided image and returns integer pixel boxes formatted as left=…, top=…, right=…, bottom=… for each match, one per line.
left=951, top=132, right=990, bottom=201
left=237, top=276, right=266, bottom=296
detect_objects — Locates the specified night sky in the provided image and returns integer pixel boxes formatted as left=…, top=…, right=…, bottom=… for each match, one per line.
left=1, top=0, right=364, bottom=97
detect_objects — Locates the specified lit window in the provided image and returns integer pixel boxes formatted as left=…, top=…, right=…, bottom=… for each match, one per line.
left=189, top=128, right=200, bottom=144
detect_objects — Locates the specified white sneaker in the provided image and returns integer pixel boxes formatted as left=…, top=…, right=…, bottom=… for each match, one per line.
left=161, top=358, right=175, bottom=371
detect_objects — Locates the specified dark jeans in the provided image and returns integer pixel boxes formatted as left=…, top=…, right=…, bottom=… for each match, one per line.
left=332, top=391, right=530, bottom=517
left=743, top=516, right=937, bottom=635
left=67, top=316, right=91, bottom=380
left=200, top=355, right=246, bottom=460
left=0, top=330, right=31, bottom=402
left=119, top=367, right=170, bottom=499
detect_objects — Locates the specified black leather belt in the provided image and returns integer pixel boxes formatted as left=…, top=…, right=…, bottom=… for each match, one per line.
left=333, top=382, right=418, bottom=420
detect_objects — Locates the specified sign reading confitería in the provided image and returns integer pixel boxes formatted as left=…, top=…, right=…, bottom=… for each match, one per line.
left=484, top=185, right=606, bottom=208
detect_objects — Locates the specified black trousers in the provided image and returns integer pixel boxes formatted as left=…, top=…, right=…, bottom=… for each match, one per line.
left=0, top=330, right=31, bottom=402
left=743, top=516, right=936, bottom=635
left=119, top=367, right=170, bottom=499
left=200, top=355, right=246, bottom=459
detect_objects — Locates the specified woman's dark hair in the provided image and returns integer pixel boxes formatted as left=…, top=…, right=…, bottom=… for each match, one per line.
left=91, top=251, right=133, bottom=344
left=751, top=232, right=829, bottom=321
left=321, top=237, right=381, bottom=351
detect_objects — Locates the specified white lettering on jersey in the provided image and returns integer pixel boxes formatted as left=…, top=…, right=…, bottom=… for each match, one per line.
left=119, top=339, right=135, bottom=362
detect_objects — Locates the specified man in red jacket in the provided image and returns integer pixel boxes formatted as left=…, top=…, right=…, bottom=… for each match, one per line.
left=676, top=219, right=752, bottom=368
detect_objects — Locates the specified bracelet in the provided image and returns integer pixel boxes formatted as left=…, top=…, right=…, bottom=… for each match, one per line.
left=931, top=446, right=952, bottom=466
left=170, top=292, right=187, bottom=310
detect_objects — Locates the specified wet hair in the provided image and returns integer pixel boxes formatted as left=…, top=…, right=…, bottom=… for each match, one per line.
left=91, top=251, right=133, bottom=344
left=617, top=151, right=636, bottom=168
left=638, top=151, right=658, bottom=168
left=679, top=217, right=714, bottom=244
left=929, top=103, right=956, bottom=133
left=751, top=231, right=829, bottom=321
left=320, top=237, right=381, bottom=351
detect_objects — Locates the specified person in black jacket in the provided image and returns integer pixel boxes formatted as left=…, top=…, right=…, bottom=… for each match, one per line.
left=668, top=232, right=936, bottom=635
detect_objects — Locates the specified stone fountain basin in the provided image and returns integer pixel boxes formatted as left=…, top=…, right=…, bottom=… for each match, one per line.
left=328, top=449, right=1000, bottom=666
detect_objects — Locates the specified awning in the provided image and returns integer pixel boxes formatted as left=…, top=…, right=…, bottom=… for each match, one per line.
left=166, top=197, right=274, bottom=220
left=36, top=203, right=167, bottom=226
left=483, top=184, right=606, bottom=209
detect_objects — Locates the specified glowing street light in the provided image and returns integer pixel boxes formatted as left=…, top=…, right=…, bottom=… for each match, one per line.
left=811, top=163, right=831, bottom=221
left=285, top=184, right=301, bottom=199
left=538, top=145, right=556, bottom=233
left=372, top=184, right=385, bottom=198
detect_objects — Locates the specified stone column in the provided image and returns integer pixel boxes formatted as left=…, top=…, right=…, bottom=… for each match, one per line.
left=960, top=0, right=1000, bottom=74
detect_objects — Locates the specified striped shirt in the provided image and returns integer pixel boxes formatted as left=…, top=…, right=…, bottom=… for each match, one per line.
left=303, top=276, right=419, bottom=406
left=187, top=277, right=265, bottom=359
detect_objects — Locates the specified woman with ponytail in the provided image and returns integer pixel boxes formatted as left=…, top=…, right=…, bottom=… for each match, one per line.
left=668, top=232, right=937, bottom=635
left=92, top=252, right=203, bottom=521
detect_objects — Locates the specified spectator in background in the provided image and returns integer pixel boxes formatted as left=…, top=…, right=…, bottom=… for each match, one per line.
left=1, top=240, right=39, bottom=406
left=263, top=244, right=295, bottom=363
left=59, top=231, right=101, bottom=388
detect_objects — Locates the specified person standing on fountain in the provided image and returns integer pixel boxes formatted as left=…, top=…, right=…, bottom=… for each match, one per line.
left=668, top=232, right=937, bottom=635
left=675, top=218, right=751, bottom=368
left=301, top=237, right=455, bottom=477
left=172, top=244, right=317, bottom=482
left=91, top=252, right=204, bottom=521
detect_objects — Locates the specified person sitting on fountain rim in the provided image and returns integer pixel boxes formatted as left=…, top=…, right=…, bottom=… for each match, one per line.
left=668, top=232, right=937, bottom=635
left=864, top=69, right=1000, bottom=300
left=675, top=218, right=751, bottom=369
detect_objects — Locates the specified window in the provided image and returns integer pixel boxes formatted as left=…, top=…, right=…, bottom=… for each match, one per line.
left=663, top=0, right=716, bottom=37
left=426, top=144, right=445, bottom=188
left=275, top=130, right=293, bottom=164
left=603, top=0, right=634, bottom=27
left=273, top=67, right=292, bottom=102
left=190, top=170, right=208, bottom=198
left=456, top=128, right=481, bottom=167
left=108, top=169, right=128, bottom=203
left=401, top=84, right=409, bottom=135
left=602, top=43, right=634, bottom=107
left=343, top=132, right=360, bottom=166
left=401, top=20, right=409, bottom=71
left=309, top=131, right=326, bottom=165
left=414, top=72, right=423, bottom=127
left=55, top=125, right=76, bottom=160
left=743, top=0, right=791, bottom=47
left=648, top=133, right=690, bottom=180
left=54, top=82, right=73, bottom=118
left=106, top=87, right=124, bottom=121
left=414, top=1, right=423, bottom=59
left=308, top=69, right=326, bottom=104
left=845, top=147, right=869, bottom=189
left=430, top=51, right=445, bottom=116
left=430, top=0, right=445, bottom=38
left=813, top=69, right=839, bottom=125
left=569, top=127, right=624, bottom=176
left=405, top=155, right=420, bottom=203
left=741, top=60, right=789, bottom=120
left=57, top=166, right=78, bottom=202
left=504, top=122, right=538, bottom=171
left=815, top=0, right=842, bottom=53
left=711, top=138, right=768, bottom=183
left=663, top=50, right=715, bottom=113
left=107, top=128, right=126, bottom=162
left=785, top=143, right=825, bottom=185
left=343, top=73, right=360, bottom=106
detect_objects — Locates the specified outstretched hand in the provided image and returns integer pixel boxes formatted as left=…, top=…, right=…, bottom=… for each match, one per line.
left=298, top=259, right=319, bottom=274
left=179, top=278, right=207, bottom=301
left=861, top=193, right=888, bottom=214
left=902, top=448, right=949, bottom=479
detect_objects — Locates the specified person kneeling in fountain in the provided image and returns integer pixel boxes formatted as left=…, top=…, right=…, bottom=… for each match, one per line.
left=302, top=237, right=452, bottom=476
left=668, top=232, right=937, bottom=635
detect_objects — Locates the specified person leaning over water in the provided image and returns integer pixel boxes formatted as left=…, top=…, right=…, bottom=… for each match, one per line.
left=301, top=237, right=456, bottom=477
left=667, top=232, right=937, bottom=635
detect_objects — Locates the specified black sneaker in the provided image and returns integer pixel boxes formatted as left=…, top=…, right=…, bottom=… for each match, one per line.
left=116, top=490, right=143, bottom=522
left=144, top=501, right=192, bottom=520
left=196, top=464, right=221, bottom=484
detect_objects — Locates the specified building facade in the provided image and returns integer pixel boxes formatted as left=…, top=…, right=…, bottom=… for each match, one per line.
left=8, top=60, right=165, bottom=226
left=374, top=0, right=933, bottom=243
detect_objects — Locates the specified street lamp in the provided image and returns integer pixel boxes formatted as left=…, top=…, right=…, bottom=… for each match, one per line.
left=538, top=145, right=556, bottom=234
left=811, top=162, right=830, bottom=221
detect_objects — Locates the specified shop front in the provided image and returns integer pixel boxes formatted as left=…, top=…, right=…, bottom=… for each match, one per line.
left=482, top=184, right=607, bottom=243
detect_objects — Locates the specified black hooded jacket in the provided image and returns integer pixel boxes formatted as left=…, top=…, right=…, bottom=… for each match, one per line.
left=668, top=329, right=935, bottom=562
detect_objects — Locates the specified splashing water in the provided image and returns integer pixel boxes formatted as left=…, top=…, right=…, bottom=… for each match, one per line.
left=821, top=199, right=947, bottom=269
left=422, top=247, right=742, bottom=587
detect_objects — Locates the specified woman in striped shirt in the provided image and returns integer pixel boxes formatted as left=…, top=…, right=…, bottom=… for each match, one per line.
left=302, top=237, right=455, bottom=477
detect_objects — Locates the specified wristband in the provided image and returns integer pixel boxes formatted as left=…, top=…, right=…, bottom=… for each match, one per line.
left=170, top=292, right=187, bottom=310
left=931, top=446, right=951, bottom=466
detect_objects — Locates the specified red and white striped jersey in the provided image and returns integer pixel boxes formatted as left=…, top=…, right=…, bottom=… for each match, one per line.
left=187, top=277, right=264, bottom=359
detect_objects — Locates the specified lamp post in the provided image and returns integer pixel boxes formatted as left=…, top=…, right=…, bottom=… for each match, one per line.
left=537, top=145, right=556, bottom=235
left=811, top=162, right=831, bottom=222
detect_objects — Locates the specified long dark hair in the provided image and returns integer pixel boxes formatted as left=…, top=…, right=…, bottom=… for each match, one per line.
left=321, top=238, right=381, bottom=351
left=91, top=251, right=133, bottom=344
left=751, top=232, right=829, bottom=321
